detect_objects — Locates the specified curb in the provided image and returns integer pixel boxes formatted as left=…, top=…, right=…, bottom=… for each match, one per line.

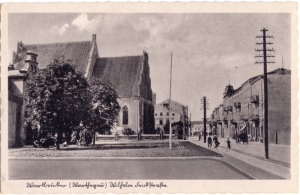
left=189, top=139, right=290, bottom=168
left=218, top=145, right=290, bottom=168
left=8, top=156, right=223, bottom=160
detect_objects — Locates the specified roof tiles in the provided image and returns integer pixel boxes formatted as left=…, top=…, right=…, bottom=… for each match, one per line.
left=13, top=41, right=93, bottom=74
left=92, top=56, right=144, bottom=97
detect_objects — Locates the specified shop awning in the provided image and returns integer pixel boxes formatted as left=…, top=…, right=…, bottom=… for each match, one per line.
left=240, top=124, right=247, bottom=132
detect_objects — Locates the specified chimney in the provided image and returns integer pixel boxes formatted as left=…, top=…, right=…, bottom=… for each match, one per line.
left=22, top=51, right=38, bottom=73
left=92, top=34, right=96, bottom=41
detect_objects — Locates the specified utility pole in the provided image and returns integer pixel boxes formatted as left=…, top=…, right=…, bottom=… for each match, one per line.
left=255, top=28, right=275, bottom=159
left=169, top=52, right=173, bottom=150
left=182, top=105, right=188, bottom=140
left=182, top=108, right=186, bottom=140
left=200, top=96, right=209, bottom=143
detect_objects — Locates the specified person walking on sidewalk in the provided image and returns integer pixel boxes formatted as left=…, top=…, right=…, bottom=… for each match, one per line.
left=199, top=132, right=202, bottom=141
left=213, top=135, right=220, bottom=148
left=207, top=136, right=212, bottom=147
left=226, top=138, right=231, bottom=151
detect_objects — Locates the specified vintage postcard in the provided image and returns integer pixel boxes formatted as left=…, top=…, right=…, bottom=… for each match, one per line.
left=1, top=2, right=298, bottom=194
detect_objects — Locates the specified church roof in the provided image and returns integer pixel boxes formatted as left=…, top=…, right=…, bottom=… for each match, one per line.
left=13, top=41, right=93, bottom=74
left=92, top=56, right=144, bottom=97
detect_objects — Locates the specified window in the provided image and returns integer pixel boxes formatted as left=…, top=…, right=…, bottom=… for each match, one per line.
left=155, top=113, right=157, bottom=116
left=122, top=106, right=128, bottom=125
left=163, top=103, right=169, bottom=108
left=160, top=112, right=163, bottom=116
left=159, top=119, right=163, bottom=125
left=172, top=113, right=175, bottom=116
left=166, top=112, right=169, bottom=116
left=166, top=119, right=170, bottom=124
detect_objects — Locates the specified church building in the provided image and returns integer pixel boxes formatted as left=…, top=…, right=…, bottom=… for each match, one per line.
left=8, top=34, right=155, bottom=147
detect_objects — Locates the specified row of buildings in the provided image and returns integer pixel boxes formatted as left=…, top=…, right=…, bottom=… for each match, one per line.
left=190, top=120, right=211, bottom=136
left=8, top=34, right=190, bottom=147
left=210, top=68, right=291, bottom=145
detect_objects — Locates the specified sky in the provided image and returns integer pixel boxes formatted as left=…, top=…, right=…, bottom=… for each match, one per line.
left=8, top=13, right=291, bottom=121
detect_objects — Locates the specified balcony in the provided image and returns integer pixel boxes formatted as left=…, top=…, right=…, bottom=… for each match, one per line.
left=234, top=102, right=241, bottom=109
left=223, top=119, right=228, bottom=125
left=250, top=95, right=259, bottom=104
left=230, top=119, right=237, bottom=126
left=227, top=106, right=233, bottom=112
left=239, top=113, right=249, bottom=121
left=249, top=114, right=259, bottom=121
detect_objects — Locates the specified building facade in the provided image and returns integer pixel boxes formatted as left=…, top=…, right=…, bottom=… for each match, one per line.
left=191, top=119, right=211, bottom=136
left=154, top=99, right=188, bottom=134
left=8, top=34, right=155, bottom=147
left=210, top=68, right=291, bottom=145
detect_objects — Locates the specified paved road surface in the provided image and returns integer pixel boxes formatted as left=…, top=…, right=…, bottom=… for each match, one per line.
left=9, top=158, right=252, bottom=180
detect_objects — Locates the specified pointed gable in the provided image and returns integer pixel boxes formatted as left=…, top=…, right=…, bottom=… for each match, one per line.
left=92, top=56, right=144, bottom=97
left=13, top=41, right=93, bottom=74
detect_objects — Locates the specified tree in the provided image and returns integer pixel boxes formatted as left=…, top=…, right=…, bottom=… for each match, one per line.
left=88, top=78, right=120, bottom=145
left=163, top=121, right=183, bottom=138
left=25, top=59, right=90, bottom=149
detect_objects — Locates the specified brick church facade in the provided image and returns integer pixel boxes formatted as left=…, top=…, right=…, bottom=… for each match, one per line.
left=8, top=34, right=155, bottom=147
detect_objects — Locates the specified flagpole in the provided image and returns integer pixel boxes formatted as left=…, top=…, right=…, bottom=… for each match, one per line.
left=169, top=52, right=173, bottom=150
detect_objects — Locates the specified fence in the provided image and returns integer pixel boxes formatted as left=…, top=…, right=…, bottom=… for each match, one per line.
left=96, top=134, right=177, bottom=142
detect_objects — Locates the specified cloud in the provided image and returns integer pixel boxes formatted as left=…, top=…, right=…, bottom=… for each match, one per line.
left=72, top=13, right=102, bottom=33
left=51, top=23, right=69, bottom=35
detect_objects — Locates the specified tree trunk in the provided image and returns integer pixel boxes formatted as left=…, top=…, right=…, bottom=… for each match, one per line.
left=56, top=139, right=60, bottom=150
left=93, top=130, right=96, bottom=145
left=56, top=129, right=62, bottom=150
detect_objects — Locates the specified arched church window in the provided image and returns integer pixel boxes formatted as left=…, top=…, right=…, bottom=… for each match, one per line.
left=123, top=106, right=128, bottom=125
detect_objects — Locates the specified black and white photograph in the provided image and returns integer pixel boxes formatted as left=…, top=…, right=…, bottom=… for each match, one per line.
left=1, top=2, right=298, bottom=194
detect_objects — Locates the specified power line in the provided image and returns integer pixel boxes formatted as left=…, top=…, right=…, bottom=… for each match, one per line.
left=255, top=28, right=275, bottom=159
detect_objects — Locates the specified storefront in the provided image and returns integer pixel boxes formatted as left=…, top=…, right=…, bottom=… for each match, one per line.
left=248, top=115, right=260, bottom=142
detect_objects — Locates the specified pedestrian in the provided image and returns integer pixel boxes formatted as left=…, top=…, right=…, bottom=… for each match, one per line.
left=33, top=139, right=40, bottom=148
left=207, top=136, right=212, bottom=147
left=226, top=138, right=231, bottom=151
left=199, top=132, right=202, bottom=141
left=213, top=135, right=220, bottom=148
left=53, top=133, right=59, bottom=149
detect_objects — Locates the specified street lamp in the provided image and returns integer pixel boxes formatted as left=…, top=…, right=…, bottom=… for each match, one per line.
left=169, top=52, right=173, bottom=150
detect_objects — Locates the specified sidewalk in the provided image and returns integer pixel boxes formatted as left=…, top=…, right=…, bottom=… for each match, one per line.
left=217, top=137, right=290, bottom=166
left=189, top=136, right=290, bottom=179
